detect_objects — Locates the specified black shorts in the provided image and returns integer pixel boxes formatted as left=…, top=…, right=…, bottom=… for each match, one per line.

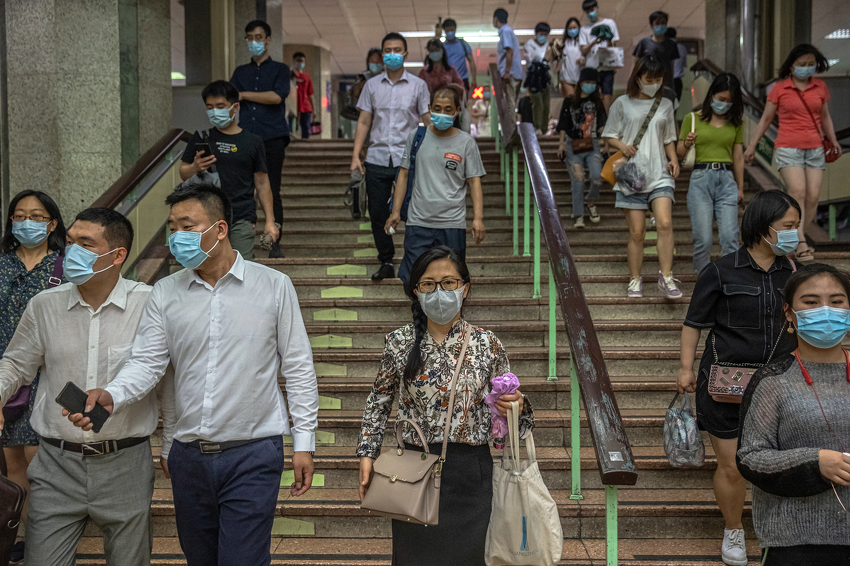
left=598, top=70, right=615, bottom=95
left=695, top=358, right=742, bottom=439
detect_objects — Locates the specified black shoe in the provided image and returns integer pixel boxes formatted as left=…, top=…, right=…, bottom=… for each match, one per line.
left=351, top=209, right=361, bottom=220
left=372, top=263, right=394, bottom=281
left=10, top=540, right=23, bottom=564
left=268, top=242, right=284, bottom=259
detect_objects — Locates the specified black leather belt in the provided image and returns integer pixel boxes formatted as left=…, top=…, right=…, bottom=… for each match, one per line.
left=185, top=437, right=266, bottom=454
left=42, top=436, right=149, bottom=457
left=694, top=162, right=732, bottom=171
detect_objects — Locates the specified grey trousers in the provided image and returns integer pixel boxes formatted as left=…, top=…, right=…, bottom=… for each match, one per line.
left=230, top=219, right=255, bottom=261
left=25, top=439, right=155, bottom=566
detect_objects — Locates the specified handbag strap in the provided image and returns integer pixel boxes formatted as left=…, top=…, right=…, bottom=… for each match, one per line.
left=792, top=88, right=825, bottom=139
left=439, top=324, right=472, bottom=464
left=711, top=320, right=787, bottom=367
left=48, top=256, right=63, bottom=288
left=690, top=112, right=696, bottom=134
left=631, top=97, right=661, bottom=148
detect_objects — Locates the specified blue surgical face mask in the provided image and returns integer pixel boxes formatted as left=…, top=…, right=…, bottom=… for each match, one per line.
left=536, top=35, right=547, bottom=45
left=247, top=40, right=265, bottom=57
left=369, top=62, right=383, bottom=75
left=567, top=28, right=580, bottom=38
left=295, top=61, right=305, bottom=70
left=428, top=51, right=442, bottom=62
left=12, top=220, right=49, bottom=248
left=581, top=82, right=597, bottom=95
left=419, top=287, right=465, bottom=325
left=431, top=112, right=455, bottom=130
left=168, top=223, right=220, bottom=270
left=207, top=105, right=235, bottom=129
left=794, top=65, right=816, bottom=79
left=654, top=25, right=668, bottom=36
left=446, top=31, right=456, bottom=40
left=63, top=244, right=118, bottom=285
left=588, top=10, right=599, bottom=22
left=793, top=306, right=850, bottom=349
left=764, top=226, right=799, bottom=256
left=711, top=98, right=733, bottom=115
left=383, top=52, right=404, bottom=71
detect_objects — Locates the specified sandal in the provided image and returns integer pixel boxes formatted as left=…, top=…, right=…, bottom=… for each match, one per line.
left=795, top=245, right=816, bottom=263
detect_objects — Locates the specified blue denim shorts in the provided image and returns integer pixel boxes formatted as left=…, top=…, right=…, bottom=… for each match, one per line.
left=598, top=70, right=615, bottom=95
left=774, top=147, right=826, bottom=170
left=614, top=186, right=676, bottom=210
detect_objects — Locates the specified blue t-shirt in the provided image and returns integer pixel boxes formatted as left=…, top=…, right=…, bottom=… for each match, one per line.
left=497, top=25, right=523, bottom=80
left=230, top=57, right=291, bottom=140
left=443, top=38, right=472, bottom=80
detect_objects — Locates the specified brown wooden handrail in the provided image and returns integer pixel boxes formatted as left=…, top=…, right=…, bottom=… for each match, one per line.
left=488, top=63, right=519, bottom=149
left=91, top=128, right=192, bottom=209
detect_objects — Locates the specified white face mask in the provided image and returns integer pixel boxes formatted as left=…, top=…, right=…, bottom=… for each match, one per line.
left=419, top=288, right=465, bottom=325
left=639, top=80, right=661, bottom=97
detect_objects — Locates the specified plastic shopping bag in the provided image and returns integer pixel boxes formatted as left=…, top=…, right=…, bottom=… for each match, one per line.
left=663, top=392, right=705, bottom=468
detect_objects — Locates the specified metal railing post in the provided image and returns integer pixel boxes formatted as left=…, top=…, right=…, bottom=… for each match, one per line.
left=606, top=485, right=619, bottom=566
left=523, top=164, right=530, bottom=257
left=504, top=149, right=511, bottom=216
left=830, top=204, right=837, bottom=241
left=548, top=268, right=557, bottom=381
left=570, top=354, right=583, bottom=500
left=512, top=146, right=519, bottom=255
left=533, top=203, right=541, bottom=299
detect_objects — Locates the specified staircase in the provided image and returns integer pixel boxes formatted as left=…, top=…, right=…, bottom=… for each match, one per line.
left=76, top=137, right=850, bottom=564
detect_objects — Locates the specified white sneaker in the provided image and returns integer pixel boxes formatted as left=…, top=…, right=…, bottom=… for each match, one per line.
left=627, top=277, right=643, bottom=298
left=574, top=217, right=585, bottom=229
left=721, top=528, right=747, bottom=566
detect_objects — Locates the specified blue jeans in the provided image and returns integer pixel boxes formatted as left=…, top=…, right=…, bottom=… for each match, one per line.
left=168, top=436, right=284, bottom=566
left=299, top=111, right=312, bottom=139
left=398, top=225, right=467, bottom=287
left=565, top=138, right=603, bottom=218
left=687, top=168, right=740, bottom=273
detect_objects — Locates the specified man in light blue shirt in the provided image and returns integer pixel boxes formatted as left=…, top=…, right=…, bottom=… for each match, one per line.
left=494, top=8, right=522, bottom=114
left=440, top=19, right=477, bottom=92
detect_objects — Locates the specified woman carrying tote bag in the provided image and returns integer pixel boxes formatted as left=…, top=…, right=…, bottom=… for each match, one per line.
left=357, top=246, right=535, bottom=565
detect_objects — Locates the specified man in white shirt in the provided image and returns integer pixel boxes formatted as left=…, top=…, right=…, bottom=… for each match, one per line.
left=579, top=0, right=620, bottom=112
left=494, top=8, right=523, bottom=116
left=0, top=207, right=169, bottom=565
left=523, top=22, right=553, bottom=136
left=71, top=184, right=319, bottom=566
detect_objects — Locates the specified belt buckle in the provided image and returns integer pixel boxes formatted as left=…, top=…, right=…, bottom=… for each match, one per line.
left=711, top=162, right=722, bottom=170
left=198, top=441, right=222, bottom=454
left=48, top=277, right=62, bottom=286
left=81, top=441, right=107, bottom=457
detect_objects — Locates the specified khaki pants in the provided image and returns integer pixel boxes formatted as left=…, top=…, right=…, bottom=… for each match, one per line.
left=503, top=76, right=521, bottom=118
left=230, top=219, right=255, bottom=261
left=530, top=88, right=551, bottom=133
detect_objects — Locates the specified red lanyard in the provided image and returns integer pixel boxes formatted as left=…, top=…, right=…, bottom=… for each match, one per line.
left=795, top=348, right=850, bottom=453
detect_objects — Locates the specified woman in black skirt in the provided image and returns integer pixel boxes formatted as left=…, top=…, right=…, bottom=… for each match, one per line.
left=357, top=246, right=535, bottom=565
left=677, top=190, right=800, bottom=566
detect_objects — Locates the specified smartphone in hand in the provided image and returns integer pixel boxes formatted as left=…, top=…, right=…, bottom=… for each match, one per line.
left=195, top=142, right=211, bottom=157
left=55, top=381, right=109, bottom=433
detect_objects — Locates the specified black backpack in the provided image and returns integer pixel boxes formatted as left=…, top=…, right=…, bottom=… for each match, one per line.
left=524, top=61, right=551, bottom=94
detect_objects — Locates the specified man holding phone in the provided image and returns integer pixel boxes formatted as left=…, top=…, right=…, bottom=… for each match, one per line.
left=0, top=208, right=172, bottom=565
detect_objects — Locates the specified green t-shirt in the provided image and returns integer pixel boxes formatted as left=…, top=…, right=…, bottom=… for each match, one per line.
left=680, top=112, right=744, bottom=163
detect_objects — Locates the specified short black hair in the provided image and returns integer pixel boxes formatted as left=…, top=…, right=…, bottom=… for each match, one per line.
left=740, top=190, right=801, bottom=249
left=293, top=52, right=306, bottom=60
left=382, top=32, right=407, bottom=52
left=245, top=20, right=271, bottom=37
left=783, top=263, right=850, bottom=309
left=778, top=43, right=830, bottom=79
left=626, top=55, right=667, bottom=98
left=165, top=183, right=233, bottom=231
left=2, top=190, right=66, bottom=255
left=442, top=18, right=457, bottom=29
left=582, top=0, right=598, bottom=11
left=202, top=80, right=239, bottom=105
left=366, top=47, right=382, bottom=67
left=74, top=208, right=134, bottom=259
left=665, top=27, right=677, bottom=39
left=649, top=11, right=668, bottom=24
left=701, top=72, right=744, bottom=127
left=534, top=22, right=551, bottom=34
left=494, top=9, right=508, bottom=24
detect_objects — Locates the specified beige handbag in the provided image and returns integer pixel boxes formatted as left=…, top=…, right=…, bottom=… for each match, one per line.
left=360, top=328, right=471, bottom=526
left=681, top=112, right=696, bottom=172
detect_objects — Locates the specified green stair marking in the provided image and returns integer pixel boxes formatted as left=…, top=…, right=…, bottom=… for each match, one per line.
left=313, top=308, right=358, bottom=322
left=309, top=334, right=353, bottom=348
left=645, top=218, right=654, bottom=228
left=357, top=235, right=373, bottom=244
left=644, top=232, right=657, bottom=241
left=326, top=264, right=367, bottom=276
left=353, top=248, right=379, bottom=258
left=321, top=286, right=363, bottom=299
left=318, top=395, right=342, bottom=409
left=359, top=222, right=371, bottom=230
left=281, top=470, right=325, bottom=487
left=283, top=431, right=335, bottom=444
left=644, top=246, right=657, bottom=255
left=314, top=362, right=347, bottom=377
left=272, top=517, right=315, bottom=536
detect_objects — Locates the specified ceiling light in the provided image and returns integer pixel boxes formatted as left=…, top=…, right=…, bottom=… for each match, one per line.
left=399, top=31, right=435, bottom=38
left=825, top=29, right=850, bottom=39
left=828, top=59, right=840, bottom=66
left=403, top=62, right=424, bottom=68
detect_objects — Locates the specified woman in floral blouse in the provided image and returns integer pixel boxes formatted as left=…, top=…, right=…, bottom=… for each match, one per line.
left=357, top=246, right=534, bottom=565
left=0, top=190, right=66, bottom=561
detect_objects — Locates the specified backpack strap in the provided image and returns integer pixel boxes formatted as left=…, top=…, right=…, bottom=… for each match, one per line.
left=48, top=255, right=63, bottom=288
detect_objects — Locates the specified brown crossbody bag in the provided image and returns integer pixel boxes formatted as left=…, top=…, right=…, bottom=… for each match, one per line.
left=360, top=326, right=471, bottom=526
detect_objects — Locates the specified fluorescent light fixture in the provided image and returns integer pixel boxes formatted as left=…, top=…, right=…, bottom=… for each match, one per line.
left=825, top=29, right=850, bottom=39
left=400, top=31, right=435, bottom=38
left=171, top=71, right=186, bottom=80
left=403, top=62, right=424, bottom=68
left=403, top=29, right=565, bottom=42
left=514, top=29, right=565, bottom=36
left=828, top=59, right=840, bottom=66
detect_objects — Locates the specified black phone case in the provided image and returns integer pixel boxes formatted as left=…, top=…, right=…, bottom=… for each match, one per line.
left=55, top=382, right=109, bottom=434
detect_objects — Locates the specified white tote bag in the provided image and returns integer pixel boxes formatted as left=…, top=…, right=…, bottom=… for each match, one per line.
left=485, top=402, right=563, bottom=566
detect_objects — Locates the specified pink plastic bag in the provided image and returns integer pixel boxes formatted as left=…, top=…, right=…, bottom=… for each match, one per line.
left=485, top=372, right=520, bottom=441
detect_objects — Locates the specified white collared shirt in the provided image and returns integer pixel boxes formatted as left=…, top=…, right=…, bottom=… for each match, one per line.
left=356, top=71, right=430, bottom=167
left=0, top=277, right=165, bottom=443
left=106, top=252, right=319, bottom=458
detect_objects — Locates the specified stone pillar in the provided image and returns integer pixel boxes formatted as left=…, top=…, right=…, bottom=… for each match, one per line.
left=4, top=0, right=171, bottom=218
left=284, top=42, right=332, bottom=140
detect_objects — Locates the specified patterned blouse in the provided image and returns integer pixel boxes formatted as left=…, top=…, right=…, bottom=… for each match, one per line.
left=0, top=249, right=62, bottom=356
left=357, top=319, right=534, bottom=459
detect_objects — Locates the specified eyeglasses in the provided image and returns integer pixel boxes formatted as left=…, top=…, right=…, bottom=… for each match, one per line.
left=11, top=214, right=50, bottom=223
left=415, top=278, right=465, bottom=293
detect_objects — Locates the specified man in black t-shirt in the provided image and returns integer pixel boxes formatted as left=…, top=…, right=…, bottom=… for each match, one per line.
left=180, top=81, right=279, bottom=261
left=632, top=11, right=679, bottom=102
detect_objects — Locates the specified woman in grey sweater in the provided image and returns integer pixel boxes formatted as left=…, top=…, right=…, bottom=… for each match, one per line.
left=738, top=263, right=850, bottom=565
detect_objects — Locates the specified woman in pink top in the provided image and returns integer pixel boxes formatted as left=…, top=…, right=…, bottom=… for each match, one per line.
left=745, top=44, right=842, bottom=262
left=419, top=38, right=465, bottom=95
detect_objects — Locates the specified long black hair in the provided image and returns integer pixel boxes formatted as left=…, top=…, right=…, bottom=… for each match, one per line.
left=1, top=190, right=66, bottom=255
left=700, top=72, right=744, bottom=127
left=563, top=17, right=581, bottom=44
left=740, top=190, right=801, bottom=249
left=403, top=246, right=471, bottom=382
left=778, top=43, right=830, bottom=79
left=425, top=38, right=451, bottom=73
